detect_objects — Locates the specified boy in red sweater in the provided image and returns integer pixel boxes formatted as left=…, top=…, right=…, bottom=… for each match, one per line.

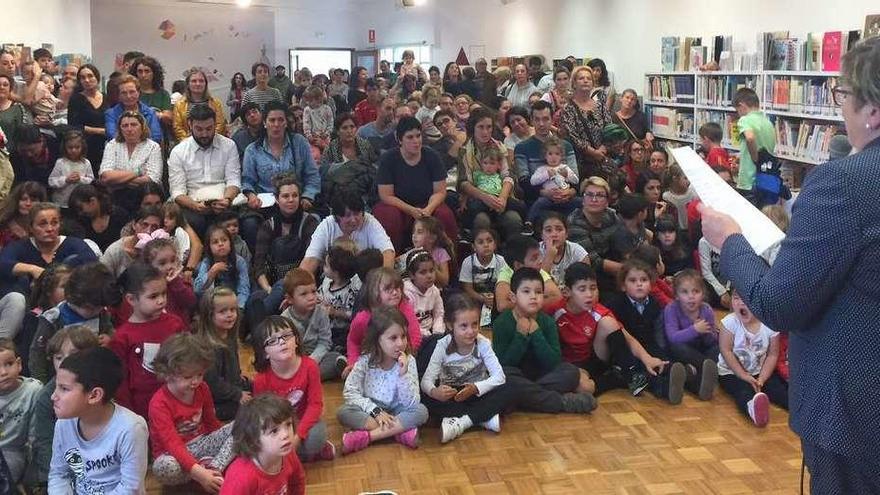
left=252, top=315, right=335, bottom=462
left=699, top=122, right=731, bottom=169
left=148, top=333, right=235, bottom=493
left=109, top=263, right=187, bottom=419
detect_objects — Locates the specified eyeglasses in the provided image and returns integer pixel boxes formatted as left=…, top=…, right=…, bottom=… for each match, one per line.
left=584, top=192, right=608, bottom=201
left=264, top=331, right=296, bottom=347
left=831, top=86, right=852, bottom=106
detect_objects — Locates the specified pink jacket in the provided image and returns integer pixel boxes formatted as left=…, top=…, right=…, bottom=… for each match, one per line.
left=346, top=300, right=423, bottom=363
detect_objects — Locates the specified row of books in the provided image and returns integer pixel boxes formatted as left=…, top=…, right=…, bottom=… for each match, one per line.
left=759, top=31, right=861, bottom=72
left=696, top=75, right=759, bottom=107
left=645, top=75, right=695, bottom=103
left=763, top=76, right=842, bottom=116
left=660, top=35, right=759, bottom=72
left=695, top=110, right=741, bottom=148
left=647, top=107, right=695, bottom=141
left=774, top=119, right=841, bottom=162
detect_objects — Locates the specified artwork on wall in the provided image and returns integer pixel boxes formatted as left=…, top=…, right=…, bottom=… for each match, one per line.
left=159, top=20, right=176, bottom=40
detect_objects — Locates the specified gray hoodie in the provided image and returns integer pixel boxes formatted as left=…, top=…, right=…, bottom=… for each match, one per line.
left=281, top=305, right=331, bottom=365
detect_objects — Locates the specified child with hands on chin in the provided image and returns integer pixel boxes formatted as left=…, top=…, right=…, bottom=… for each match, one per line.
left=337, top=307, right=428, bottom=455
left=718, top=289, right=788, bottom=427
left=252, top=316, right=336, bottom=462
left=421, top=294, right=514, bottom=443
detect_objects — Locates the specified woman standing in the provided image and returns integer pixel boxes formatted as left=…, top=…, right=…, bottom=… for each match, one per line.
left=613, top=88, right=654, bottom=149
left=442, top=62, right=463, bottom=96
left=130, top=56, right=172, bottom=127
left=0, top=74, right=30, bottom=154
left=226, top=72, right=247, bottom=121
left=587, top=58, right=616, bottom=110
left=347, top=66, right=369, bottom=109
left=540, top=67, right=571, bottom=129
left=560, top=66, right=613, bottom=180
left=172, top=69, right=228, bottom=141
left=242, top=62, right=282, bottom=111
left=700, top=39, right=880, bottom=492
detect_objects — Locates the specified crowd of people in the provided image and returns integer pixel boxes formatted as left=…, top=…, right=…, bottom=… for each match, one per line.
left=0, top=46, right=800, bottom=494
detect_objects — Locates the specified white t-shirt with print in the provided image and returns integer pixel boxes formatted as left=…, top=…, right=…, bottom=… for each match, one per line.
left=717, top=313, right=778, bottom=376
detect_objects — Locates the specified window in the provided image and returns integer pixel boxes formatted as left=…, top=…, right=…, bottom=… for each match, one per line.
left=289, top=49, right=353, bottom=79
left=379, top=45, right=432, bottom=68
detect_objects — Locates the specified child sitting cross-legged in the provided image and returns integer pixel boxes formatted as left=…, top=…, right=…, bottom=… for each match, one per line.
left=219, top=394, right=306, bottom=495
left=421, top=294, right=514, bottom=443
left=492, top=267, right=597, bottom=415
left=318, top=244, right=362, bottom=372
left=148, top=333, right=236, bottom=493
left=252, top=315, right=336, bottom=462
left=48, top=347, right=149, bottom=494
left=280, top=268, right=344, bottom=381
left=548, top=263, right=671, bottom=400
left=718, top=289, right=788, bottom=427
left=337, top=307, right=428, bottom=455
left=604, top=259, right=687, bottom=404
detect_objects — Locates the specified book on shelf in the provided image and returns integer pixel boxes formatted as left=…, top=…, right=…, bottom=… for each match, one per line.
left=661, top=37, right=678, bottom=72
left=865, top=14, right=880, bottom=39
left=764, top=75, right=840, bottom=116
left=822, top=32, right=842, bottom=72
left=647, top=106, right=694, bottom=140
left=646, top=75, right=695, bottom=103
left=696, top=74, right=758, bottom=107
left=696, top=110, right=741, bottom=147
left=774, top=118, right=840, bottom=162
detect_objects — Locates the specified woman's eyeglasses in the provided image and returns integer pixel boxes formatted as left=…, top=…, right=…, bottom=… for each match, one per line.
left=831, top=86, right=852, bottom=106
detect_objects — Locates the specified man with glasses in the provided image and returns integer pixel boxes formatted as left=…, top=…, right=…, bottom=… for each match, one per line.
left=732, top=88, right=775, bottom=202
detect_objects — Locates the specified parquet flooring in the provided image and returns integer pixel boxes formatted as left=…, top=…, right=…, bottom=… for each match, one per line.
left=148, top=340, right=807, bottom=494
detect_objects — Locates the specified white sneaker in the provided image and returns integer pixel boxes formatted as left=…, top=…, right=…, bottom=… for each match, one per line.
left=480, top=414, right=501, bottom=433
left=440, top=416, right=471, bottom=443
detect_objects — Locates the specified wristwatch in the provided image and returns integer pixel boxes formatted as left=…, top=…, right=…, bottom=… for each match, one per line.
left=369, top=407, right=383, bottom=418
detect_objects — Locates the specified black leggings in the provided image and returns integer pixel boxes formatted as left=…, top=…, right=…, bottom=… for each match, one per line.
left=719, top=372, right=788, bottom=416
left=422, top=384, right=516, bottom=423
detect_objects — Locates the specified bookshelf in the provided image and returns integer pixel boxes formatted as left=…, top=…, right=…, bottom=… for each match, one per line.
left=644, top=70, right=843, bottom=177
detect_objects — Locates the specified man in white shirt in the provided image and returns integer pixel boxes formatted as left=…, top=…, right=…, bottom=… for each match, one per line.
left=300, top=190, right=395, bottom=274
left=167, top=104, right=241, bottom=234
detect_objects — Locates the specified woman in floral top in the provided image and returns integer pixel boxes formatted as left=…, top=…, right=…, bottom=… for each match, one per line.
left=559, top=66, right=613, bottom=180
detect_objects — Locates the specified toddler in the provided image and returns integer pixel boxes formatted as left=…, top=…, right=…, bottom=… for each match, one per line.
left=47, top=130, right=94, bottom=208
left=403, top=249, right=445, bottom=336
left=528, top=136, right=581, bottom=222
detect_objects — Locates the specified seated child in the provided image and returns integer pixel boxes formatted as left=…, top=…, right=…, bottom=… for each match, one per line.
left=466, top=144, right=527, bottom=232
left=110, top=263, right=188, bottom=419
left=345, top=268, right=422, bottom=375
left=337, top=307, right=428, bottom=455
left=653, top=217, right=693, bottom=277
left=698, top=236, right=731, bottom=309
left=16, top=263, right=70, bottom=377
left=458, top=228, right=508, bottom=316
left=30, top=262, right=119, bottom=383
left=161, top=202, right=202, bottom=270
left=492, top=267, right=596, bottom=414
left=629, top=244, right=674, bottom=308
left=149, top=333, right=235, bottom=492
left=604, top=259, right=687, bottom=404
left=421, top=294, right=514, bottom=443
left=48, top=130, right=94, bottom=209
left=528, top=136, right=581, bottom=222
left=280, top=269, right=343, bottom=381
left=26, top=326, right=98, bottom=493
left=495, top=236, right=563, bottom=312
left=252, top=316, right=336, bottom=462
left=403, top=249, right=445, bottom=337
left=194, top=287, right=253, bottom=421
left=699, top=122, right=731, bottom=169
left=607, top=193, right=651, bottom=262
left=194, top=224, right=250, bottom=308
left=397, top=217, right=455, bottom=288
left=318, top=245, right=361, bottom=370
left=220, top=394, right=305, bottom=495
left=216, top=210, right=252, bottom=266
left=539, top=212, right=590, bottom=287
left=0, top=338, right=42, bottom=483
left=718, top=290, right=788, bottom=427
left=548, top=263, right=670, bottom=399
left=48, top=347, right=149, bottom=494
left=663, top=269, right=719, bottom=401
left=661, top=165, right=696, bottom=232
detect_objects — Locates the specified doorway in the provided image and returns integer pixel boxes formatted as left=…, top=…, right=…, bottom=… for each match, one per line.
left=289, top=48, right=354, bottom=77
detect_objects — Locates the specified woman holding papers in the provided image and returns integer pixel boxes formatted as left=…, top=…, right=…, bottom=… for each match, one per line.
left=700, top=38, right=880, bottom=493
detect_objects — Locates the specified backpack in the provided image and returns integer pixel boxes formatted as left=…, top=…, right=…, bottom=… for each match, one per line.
left=321, top=159, right=378, bottom=208
left=753, top=149, right=791, bottom=207
left=265, top=212, right=320, bottom=285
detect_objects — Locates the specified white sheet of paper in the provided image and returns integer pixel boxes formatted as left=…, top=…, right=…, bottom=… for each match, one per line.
left=257, top=193, right=276, bottom=208
left=669, top=146, right=784, bottom=255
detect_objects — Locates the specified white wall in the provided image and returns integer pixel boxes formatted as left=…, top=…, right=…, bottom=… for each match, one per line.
left=357, top=0, right=877, bottom=91
left=272, top=1, right=361, bottom=71
left=3, top=0, right=92, bottom=55
left=90, top=0, right=274, bottom=96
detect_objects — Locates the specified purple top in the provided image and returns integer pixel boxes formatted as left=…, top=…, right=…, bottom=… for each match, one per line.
left=663, top=300, right=719, bottom=345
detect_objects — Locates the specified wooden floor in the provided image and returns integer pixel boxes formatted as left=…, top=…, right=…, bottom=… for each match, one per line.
left=148, top=343, right=807, bottom=495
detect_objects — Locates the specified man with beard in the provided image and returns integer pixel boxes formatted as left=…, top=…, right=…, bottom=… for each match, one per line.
left=167, top=104, right=241, bottom=234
